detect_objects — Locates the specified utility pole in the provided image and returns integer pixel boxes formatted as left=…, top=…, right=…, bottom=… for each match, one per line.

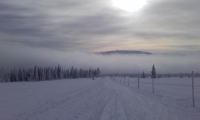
left=192, top=71, right=195, bottom=107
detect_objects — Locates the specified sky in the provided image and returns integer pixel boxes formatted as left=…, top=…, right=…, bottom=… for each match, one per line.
left=0, top=0, right=200, bottom=73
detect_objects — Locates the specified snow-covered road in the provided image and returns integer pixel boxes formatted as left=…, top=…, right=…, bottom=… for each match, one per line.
left=0, top=77, right=200, bottom=120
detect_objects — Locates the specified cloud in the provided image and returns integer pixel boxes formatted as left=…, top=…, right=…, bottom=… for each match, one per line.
left=1, top=0, right=200, bottom=51
left=0, top=0, right=200, bottom=73
left=134, top=0, right=200, bottom=40
left=0, top=43, right=199, bottom=74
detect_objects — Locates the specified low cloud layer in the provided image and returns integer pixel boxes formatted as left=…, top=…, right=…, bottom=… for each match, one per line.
left=0, top=44, right=199, bottom=74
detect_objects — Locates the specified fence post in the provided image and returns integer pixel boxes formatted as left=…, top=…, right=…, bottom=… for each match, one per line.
left=138, top=77, right=140, bottom=88
left=192, top=71, right=195, bottom=107
left=152, top=78, right=154, bottom=93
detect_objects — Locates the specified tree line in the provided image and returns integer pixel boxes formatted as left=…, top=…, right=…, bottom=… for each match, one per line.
left=0, top=65, right=101, bottom=82
left=103, top=64, right=200, bottom=78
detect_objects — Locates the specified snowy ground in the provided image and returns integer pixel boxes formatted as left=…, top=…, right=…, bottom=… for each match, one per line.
left=0, top=77, right=200, bottom=120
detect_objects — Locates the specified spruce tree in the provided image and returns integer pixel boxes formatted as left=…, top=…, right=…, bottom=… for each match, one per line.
left=151, top=64, right=156, bottom=78
left=142, top=71, right=145, bottom=78
left=33, top=66, right=38, bottom=81
left=57, top=64, right=61, bottom=79
left=70, top=66, right=74, bottom=78
left=79, top=68, right=83, bottom=78
left=18, top=68, right=23, bottom=81
left=97, top=68, right=101, bottom=76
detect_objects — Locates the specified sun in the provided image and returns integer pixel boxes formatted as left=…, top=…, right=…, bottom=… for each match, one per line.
left=112, top=0, right=146, bottom=12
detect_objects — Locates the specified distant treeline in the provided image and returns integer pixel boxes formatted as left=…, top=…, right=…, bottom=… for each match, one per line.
left=0, top=65, right=101, bottom=82
left=103, top=73, right=200, bottom=78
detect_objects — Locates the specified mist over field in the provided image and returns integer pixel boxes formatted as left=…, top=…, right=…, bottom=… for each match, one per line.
left=0, top=44, right=200, bottom=74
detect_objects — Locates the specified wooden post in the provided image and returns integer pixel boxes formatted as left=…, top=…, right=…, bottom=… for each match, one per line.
left=138, top=77, right=140, bottom=88
left=192, top=71, right=195, bottom=107
left=152, top=78, right=154, bottom=93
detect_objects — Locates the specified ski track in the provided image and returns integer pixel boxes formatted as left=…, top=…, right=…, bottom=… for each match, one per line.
left=0, top=77, right=200, bottom=120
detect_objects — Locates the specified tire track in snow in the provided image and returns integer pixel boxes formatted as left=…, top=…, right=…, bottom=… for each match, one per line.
left=101, top=78, right=177, bottom=120
left=13, top=78, right=108, bottom=120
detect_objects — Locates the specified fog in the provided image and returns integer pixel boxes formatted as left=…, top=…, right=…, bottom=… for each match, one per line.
left=0, top=44, right=200, bottom=74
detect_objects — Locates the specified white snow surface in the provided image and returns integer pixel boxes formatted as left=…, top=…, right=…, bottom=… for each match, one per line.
left=0, top=77, right=200, bottom=120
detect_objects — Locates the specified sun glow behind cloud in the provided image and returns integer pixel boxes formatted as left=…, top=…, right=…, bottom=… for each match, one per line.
left=112, top=0, right=146, bottom=12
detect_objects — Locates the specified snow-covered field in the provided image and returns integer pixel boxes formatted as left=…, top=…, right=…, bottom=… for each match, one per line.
left=0, top=77, right=200, bottom=120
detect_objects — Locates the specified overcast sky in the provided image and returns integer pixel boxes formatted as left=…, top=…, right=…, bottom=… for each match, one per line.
left=0, top=0, right=200, bottom=73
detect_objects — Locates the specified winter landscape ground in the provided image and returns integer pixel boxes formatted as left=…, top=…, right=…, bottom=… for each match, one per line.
left=0, top=77, right=200, bottom=120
